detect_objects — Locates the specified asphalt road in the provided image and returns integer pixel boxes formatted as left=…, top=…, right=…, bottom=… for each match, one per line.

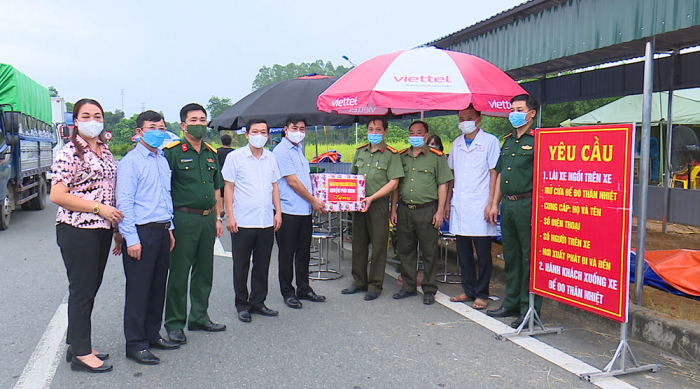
left=0, top=203, right=695, bottom=389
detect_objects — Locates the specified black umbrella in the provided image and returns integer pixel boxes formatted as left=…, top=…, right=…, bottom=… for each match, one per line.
left=210, top=74, right=357, bottom=130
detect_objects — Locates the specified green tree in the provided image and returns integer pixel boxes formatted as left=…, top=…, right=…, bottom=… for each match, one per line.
left=207, top=96, right=233, bottom=119
left=48, top=86, right=59, bottom=97
left=252, top=60, right=351, bottom=90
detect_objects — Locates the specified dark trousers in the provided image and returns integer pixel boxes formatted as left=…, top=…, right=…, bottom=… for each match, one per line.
left=456, top=236, right=492, bottom=300
left=56, top=223, right=112, bottom=356
left=351, top=198, right=390, bottom=292
left=122, top=226, right=170, bottom=353
left=232, top=227, right=274, bottom=312
left=275, top=213, right=312, bottom=298
left=396, top=202, right=440, bottom=294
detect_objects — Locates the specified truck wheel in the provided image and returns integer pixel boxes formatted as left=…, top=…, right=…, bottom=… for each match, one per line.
left=0, top=194, right=10, bottom=230
left=29, top=177, right=47, bottom=210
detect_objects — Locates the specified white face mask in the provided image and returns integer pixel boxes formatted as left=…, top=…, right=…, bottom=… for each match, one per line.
left=248, top=134, right=268, bottom=149
left=77, top=120, right=104, bottom=138
left=287, top=130, right=305, bottom=144
left=458, top=120, right=478, bottom=134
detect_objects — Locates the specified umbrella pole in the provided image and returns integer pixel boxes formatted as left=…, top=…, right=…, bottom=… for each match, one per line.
left=315, top=125, right=319, bottom=166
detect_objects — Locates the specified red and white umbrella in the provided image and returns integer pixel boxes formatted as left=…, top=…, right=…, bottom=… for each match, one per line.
left=317, top=47, right=526, bottom=117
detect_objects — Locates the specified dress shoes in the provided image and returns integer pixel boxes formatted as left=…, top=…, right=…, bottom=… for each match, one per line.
left=251, top=305, right=279, bottom=316
left=392, top=290, right=417, bottom=299
left=167, top=329, right=187, bottom=344
left=188, top=320, right=226, bottom=332
left=341, top=285, right=367, bottom=294
left=284, top=296, right=303, bottom=309
left=297, top=290, right=326, bottom=302
left=150, top=337, right=180, bottom=350
left=511, top=315, right=525, bottom=329
left=364, top=291, right=380, bottom=301
left=238, top=310, right=252, bottom=323
left=70, top=356, right=113, bottom=373
left=66, top=346, right=109, bottom=363
left=423, top=292, right=436, bottom=305
left=126, top=349, right=160, bottom=365
left=486, top=307, right=520, bottom=318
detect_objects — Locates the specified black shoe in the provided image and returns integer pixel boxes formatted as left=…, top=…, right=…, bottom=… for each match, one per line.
left=511, top=315, right=525, bottom=329
left=238, top=310, right=252, bottom=323
left=126, top=349, right=160, bottom=365
left=251, top=305, right=279, bottom=316
left=167, top=329, right=187, bottom=344
left=150, top=337, right=180, bottom=350
left=486, top=307, right=520, bottom=318
left=364, top=291, right=380, bottom=301
left=297, top=290, right=326, bottom=302
left=66, top=346, right=109, bottom=363
left=188, top=320, right=226, bottom=332
left=341, top=285, right=367, bottom=294
left=70, top=356, right=113, bottom=373
left=423, top=292, right=436, bottom=305
left=392, top=290, right=417, bottom=299
left=284, top=296, right=303, bottom=309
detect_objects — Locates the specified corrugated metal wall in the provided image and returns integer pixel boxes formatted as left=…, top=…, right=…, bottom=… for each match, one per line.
left=446, top=0, right=700, bottom=72
left=633, top=185, right=700, bottom=226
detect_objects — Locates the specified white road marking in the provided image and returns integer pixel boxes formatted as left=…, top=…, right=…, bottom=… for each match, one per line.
left=214, top=237, right=231, bottom=257
left=385, top=270, right=636, bottom=389
left=13, top=295, right=68, bottom=389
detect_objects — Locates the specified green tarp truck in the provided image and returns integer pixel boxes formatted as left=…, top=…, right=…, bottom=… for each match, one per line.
left=0, top=64, right=54, bottom=230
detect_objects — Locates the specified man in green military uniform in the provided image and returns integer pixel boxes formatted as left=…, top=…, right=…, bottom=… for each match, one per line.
left=486, top=94, right=542, bottom=328
left=163, top=103, right=226, bottom=344
left=390, top=121, right=453, bottom=305
left=342, top=117, right=404, bottom=301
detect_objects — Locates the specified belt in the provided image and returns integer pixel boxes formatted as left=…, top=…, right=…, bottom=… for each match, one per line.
left=137, top=221, right=172, bottom=229
left=400, top=200, right=437, bottom=210
left=504, top=192, right=532, bottom=201
left=176, top=206, right=214, bottom=216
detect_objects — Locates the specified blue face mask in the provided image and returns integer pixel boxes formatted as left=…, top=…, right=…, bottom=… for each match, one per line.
left=142, top=129, right=166, bottom=148
left=509, top=111, right=529, bottom=128
left=408, top=136, right=425, bottom=148
left=367, top=133, right=383, bottom=145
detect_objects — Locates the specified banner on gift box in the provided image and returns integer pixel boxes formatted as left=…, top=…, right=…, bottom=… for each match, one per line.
left=311, top=173, right=366, bottom=212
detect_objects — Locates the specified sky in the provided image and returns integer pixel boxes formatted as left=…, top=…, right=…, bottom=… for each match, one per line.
left=1, top=0, right=525, bottom=122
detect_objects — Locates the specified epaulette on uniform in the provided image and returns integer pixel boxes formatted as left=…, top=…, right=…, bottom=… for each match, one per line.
left=356, top=143, right=369, bottom=149
left=386, top=145, right=398, bottom=154
left=429, top=147, right=444, bottom=156
left=164, top=140, right=181, bottom=149
left=399, top=148, right=409, bottom=154
left=529, top=128, right=536, bottom=136
left=503, top=133, right=513, bottom=139
left=204, top=142, right=217, bottom=153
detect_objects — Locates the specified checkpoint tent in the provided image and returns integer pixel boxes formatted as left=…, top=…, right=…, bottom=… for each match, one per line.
left=567, top=88, right=700, bottom=126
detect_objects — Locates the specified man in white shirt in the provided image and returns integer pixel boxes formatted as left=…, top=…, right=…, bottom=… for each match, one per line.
left=444, top=105, right=500, bottom=310
left=222, top=118, right=282, bottom=323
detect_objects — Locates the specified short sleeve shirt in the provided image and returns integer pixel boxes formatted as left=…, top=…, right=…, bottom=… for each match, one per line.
left=398, top=146, right=453, bottom=204
left=273, top=136, right=312, bottom=215
left=222, top=146, right=281, bottom=228
left=163, top=138, right=224, bottom=210
left=350, top=143, right=404, bottom=197
left=51, top=137, right=117, bottom=229
left=495, top=129, right=535, bottom=195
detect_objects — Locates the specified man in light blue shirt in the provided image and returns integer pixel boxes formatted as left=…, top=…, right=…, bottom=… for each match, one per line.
left=273, top=116, right=327, bottom=309
left=117, top=111, right=179, bottom=365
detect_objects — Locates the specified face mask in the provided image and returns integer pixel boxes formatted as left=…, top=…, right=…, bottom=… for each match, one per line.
left=367, top=133, right=383, bottom=145
left=509, top=111, right=529, bottom=128
left=408, top=136, right=425, bottom=148
left=459, top=121, right=478, bottom=134
left=186, top=124, right=206, bottom=140
left=248, top=134, right=268, bottom=148
left=76, top=120, right=103, bottom=139
left=142, top=130, right=166, bottom=148
left=287, top=130, right=305, bottom=144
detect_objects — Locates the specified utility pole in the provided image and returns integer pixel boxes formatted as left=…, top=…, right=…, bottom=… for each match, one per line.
left=141, top=102, right=146, bottom=112
left=120, top=89, right=125, bottom=112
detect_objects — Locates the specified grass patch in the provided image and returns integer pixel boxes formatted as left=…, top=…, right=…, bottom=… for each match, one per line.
left=304, top=141, right=451, bottom=162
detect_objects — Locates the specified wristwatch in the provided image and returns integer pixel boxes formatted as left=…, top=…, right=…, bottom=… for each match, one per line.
left=92, top=202, right=100, bottom=214
left=216, top=216, right=224, bottom=222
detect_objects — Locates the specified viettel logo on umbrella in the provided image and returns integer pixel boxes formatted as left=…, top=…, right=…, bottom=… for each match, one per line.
left=331, top=96, right=359, bottom=108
